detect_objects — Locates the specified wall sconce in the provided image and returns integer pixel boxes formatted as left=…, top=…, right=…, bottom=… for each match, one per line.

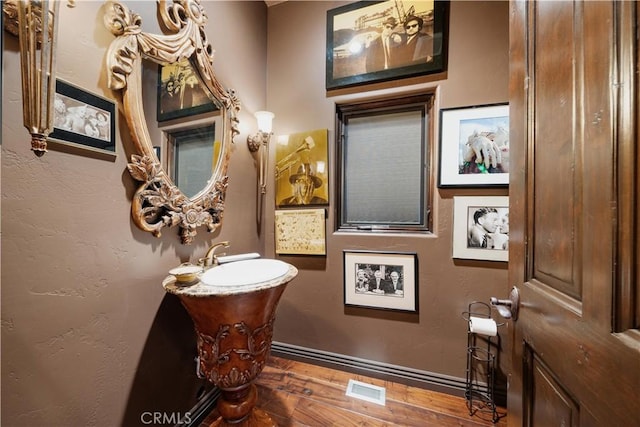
left=247, top=111, right=274, bottom=194
left=3, top=0, right=70, bottom=156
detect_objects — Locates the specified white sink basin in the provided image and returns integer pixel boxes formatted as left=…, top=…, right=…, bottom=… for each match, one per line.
left=200, top=258, right=290, bottom=287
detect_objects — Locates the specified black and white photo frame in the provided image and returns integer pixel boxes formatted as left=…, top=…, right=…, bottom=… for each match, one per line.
left=50, top=79, right=116, bottom=155
left=453, top=196, right=509, bottom=262
left=344, top=250, right=418, bottom=312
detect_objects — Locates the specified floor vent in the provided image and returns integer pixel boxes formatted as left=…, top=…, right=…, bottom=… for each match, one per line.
left=345, top=379, right=386, bottom=406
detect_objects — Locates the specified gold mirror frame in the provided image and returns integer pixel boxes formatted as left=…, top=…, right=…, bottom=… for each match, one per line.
left=103, top=0, right=240, bottom=244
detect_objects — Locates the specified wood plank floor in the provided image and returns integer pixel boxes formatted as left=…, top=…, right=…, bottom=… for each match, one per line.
left=200, top=356, right=507, bottom=427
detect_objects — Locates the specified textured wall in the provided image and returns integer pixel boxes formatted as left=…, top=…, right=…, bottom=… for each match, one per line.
left=265, top=0, right=510, bottom=378
left=1, top=1, right=268, bottom=425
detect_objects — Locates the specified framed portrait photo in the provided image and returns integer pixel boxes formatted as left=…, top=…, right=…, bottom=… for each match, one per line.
left=344, top=250, right=418, bottom=313
left=275, top=129, right=329, bottom=208
left=326, top=1, right=449, bottom=91
left=157, top=59, right=217, bottom=122
left=452, top=196, right=509, bottom=262
left=438, top=103, right=509, bottom=187
left=50, top=79, right=116, bottom=155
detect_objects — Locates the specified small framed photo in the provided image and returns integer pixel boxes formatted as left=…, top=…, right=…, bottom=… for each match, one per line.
left=50, top=79, right=116, bottom=154
left=157, top=59, right=217, bottom=122
left=344, top=250, right=418, bottom=313
left=438, top=104, right=509, bottom=187
left=275, top=209, right=326, bottom=255
left=453, top=196, right=509, bottom=262
left=326, top=1, right=449, bottom=91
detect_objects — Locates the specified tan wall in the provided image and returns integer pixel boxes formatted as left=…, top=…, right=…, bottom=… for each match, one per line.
left=265, top=1, right=510, bottom=377
left=1, top=1, right=268, bottom=425
left=2, top=1, right=509, bottom=425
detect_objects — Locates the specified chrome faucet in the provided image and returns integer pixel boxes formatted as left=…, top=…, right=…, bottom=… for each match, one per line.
left=199, top=241, right=230, bottom=268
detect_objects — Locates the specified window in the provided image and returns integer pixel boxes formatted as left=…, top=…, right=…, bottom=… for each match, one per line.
left=336, top=93, right=434, bottom=232
left=165, top=124, right=218, bottom=199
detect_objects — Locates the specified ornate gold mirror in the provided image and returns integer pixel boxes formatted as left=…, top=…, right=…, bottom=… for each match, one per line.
left=103, top=0, right=239, bottom=244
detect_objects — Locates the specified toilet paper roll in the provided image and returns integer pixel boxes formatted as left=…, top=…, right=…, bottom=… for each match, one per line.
left=469, top=316, right=498, bottom=337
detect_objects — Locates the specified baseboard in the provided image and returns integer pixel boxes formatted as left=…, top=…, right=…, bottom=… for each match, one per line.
left=272, top=341, right=507, bottom=405
left=271, top=341, right=469, bottom=398
left=184, top=341, right=506, bottom=426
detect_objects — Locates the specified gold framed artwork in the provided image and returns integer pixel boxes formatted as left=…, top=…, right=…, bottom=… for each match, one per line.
left=275, top=129, right=329, bottom=207
left=275, top=209, right=326, bottom=255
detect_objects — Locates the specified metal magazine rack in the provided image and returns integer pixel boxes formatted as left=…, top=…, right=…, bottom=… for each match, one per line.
left=462, top=301, right=501, bottom=423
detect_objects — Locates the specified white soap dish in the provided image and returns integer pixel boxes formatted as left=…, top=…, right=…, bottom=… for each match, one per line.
left=169, top=264, right=202, bottom=284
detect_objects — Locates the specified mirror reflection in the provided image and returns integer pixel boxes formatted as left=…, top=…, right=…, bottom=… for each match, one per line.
left=166, top=124, right=220, bottom=199
left=104, top=0, right=240, bottom=244
left=142, top=58, right=224, bottom=199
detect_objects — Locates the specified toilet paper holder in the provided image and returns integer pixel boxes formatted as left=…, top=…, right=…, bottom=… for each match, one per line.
left=461, top=301, right=505, bottom=329
left=462, top=301, right=504, bottom=423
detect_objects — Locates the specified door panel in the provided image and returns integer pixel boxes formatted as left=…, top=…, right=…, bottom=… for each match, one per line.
left=526, top=347, right=580, bottom=427
left=533, top=0, right=580, bottom=297
left=508, top=1, right=639, bottom=426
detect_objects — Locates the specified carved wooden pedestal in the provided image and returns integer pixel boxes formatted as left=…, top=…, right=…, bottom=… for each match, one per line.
left=170, top=271, right=295, bottom=427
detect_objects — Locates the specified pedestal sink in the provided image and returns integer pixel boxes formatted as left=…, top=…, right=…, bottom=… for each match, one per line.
left=163, top=258, right=298, bottom=426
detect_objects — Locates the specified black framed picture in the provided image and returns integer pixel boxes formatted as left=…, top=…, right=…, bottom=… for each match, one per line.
left=50, top=79, right=116, bottom=154
left=452, top=196, right=509, bottom=262
left=157, top=59, right=217, bottom=122
left=326, top=1, right=449, bottom=90
left=438, top=104, right=509, bottom=187
left=344, top=250, right=418, bottom=313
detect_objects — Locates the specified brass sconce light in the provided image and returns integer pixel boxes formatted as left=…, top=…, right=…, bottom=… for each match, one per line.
left=247, top=111, right=274, bottom=194
left=3, top=0, right=71, bottom=156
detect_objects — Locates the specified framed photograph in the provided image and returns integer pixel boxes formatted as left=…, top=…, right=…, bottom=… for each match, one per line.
left=275, top=209, right=326, bottom=255
left=438, top=104, right=509, bottom=187
left=157, top=59, right=217, bottom=122
left=344, top=250, right=418, bottom=313
left=326, top=1, right=449, bottom=90
left=50, top=79, right=116, bottom=154
left=453, top=196, right=509, bottom=262
left=276, top=129, right=329, bottom=207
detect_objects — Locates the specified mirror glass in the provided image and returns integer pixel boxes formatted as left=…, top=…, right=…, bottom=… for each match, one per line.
left=141, top=58, right=224, bottom=199
left=104, top=0, right=240, bottom=244
left=166, top=124, right=220, bottom=198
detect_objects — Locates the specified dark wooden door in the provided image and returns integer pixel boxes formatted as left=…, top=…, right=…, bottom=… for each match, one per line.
left=508, top=1, right=639, bottom=426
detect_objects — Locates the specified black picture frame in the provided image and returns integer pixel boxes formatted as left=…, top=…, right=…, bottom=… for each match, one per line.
left=50, top=79, right=116, bottom=154
left=344, top=250, right=418, bottom=313
left=326, top=1, right=449, bottom=91
left=452, top=196, right=509, bottom=261
left=157, top=59, right=217, bottom=122
left=438, top=103, right=509, bottom=188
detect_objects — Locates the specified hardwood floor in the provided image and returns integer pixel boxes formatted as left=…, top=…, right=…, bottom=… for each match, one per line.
left=200, top=356, right=506, bottom=427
